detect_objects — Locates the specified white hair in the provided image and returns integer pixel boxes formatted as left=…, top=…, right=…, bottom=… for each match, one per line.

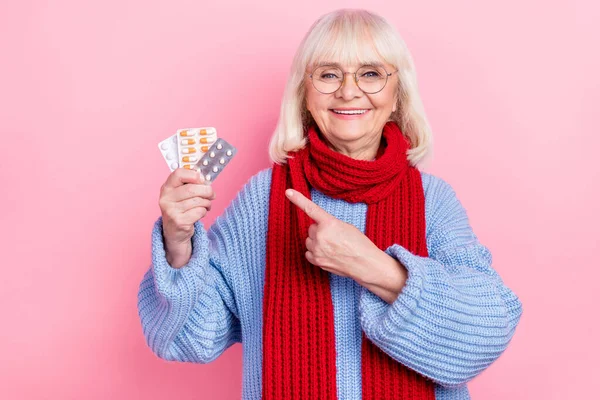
left=268, top=8, right=434, bottom=168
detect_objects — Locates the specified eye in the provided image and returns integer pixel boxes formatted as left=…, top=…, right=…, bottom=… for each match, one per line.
left=321, top=73, right=338, bottom=79
left=319, top=70, right=341, bottom=80
left=361, top=69, right=383, bottom=78
left=313, top=65, right=342, bottom=81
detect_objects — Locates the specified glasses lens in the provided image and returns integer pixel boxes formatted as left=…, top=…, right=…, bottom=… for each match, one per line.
left=356, top=65, right=388, bottom=93
left=312, top=66, right=343, bottom=93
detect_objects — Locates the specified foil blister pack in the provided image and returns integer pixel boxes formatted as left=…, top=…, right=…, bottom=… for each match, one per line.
left=158, top=127, right=218, bottom=172
left=158, top=128, right=237, bottom=183
left=193, top=138, right=237, bottom=182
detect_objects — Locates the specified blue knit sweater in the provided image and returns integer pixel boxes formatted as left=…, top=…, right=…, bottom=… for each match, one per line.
left=137, top=167, right=523, bottom=400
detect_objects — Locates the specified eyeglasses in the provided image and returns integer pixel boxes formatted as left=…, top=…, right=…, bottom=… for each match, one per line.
left=308, top=64, right=398, bottom=94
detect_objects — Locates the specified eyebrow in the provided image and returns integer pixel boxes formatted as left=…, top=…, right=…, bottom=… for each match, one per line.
left=315, top=61, right=385, bottom=69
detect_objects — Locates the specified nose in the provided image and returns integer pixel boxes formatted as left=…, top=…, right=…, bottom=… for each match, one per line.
left=336, top=72, right=363, bottom=100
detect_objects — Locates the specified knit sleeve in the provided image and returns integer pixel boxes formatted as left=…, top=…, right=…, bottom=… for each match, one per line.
left=136, top=216, right=242, bottom=363
left=357, top=175, right=523, bottom=388
left=137, top=168, right=271, bottom=363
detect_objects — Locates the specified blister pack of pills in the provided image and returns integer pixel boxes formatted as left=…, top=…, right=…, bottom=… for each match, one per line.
left=193, top=138, right=237, bottom=182
left=158, top=127, right=218, bottom=171
left=177, top=127, right=218, bottom=169
left=158, top=135, right=180, bottom=171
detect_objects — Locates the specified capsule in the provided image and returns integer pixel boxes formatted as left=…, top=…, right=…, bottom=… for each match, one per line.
left=200, top=137, right=214, bottom=144
left=181, top=139, right=196, bottom=145
left=200, top=129, right=214, bottom=136
left=180, top=130, right=195, bottom=137
left=182, top=148, right=197, bottom=154
left=201, top=146, right=209, bottom=152
left=182, top=156, right=198, bottom=163
left=183, top=164, right=196, bottom=169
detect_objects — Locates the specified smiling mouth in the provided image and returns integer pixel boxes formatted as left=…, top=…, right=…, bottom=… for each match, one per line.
left=330, top=109, right=370, bottom=115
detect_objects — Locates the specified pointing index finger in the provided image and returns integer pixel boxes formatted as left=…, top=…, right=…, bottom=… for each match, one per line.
left=285, top=189, right=331, bottom=224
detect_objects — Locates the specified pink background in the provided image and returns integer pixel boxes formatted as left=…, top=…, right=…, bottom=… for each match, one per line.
left=1, top=0, right=598, bottom=399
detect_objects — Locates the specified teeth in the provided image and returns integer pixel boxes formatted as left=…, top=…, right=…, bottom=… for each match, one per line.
left=333, top=109, right=368, bottom=115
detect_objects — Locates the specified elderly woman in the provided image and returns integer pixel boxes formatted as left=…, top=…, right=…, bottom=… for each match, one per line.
left=138, top=8, right=523, bottom=400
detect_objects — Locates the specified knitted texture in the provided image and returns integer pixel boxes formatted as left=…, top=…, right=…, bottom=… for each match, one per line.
left=137, top=168, right=523, bottom=400
left=263, top=122, right=434, bottom=399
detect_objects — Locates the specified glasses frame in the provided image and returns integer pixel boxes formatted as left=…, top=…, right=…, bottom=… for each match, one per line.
left=307, top=64, right=399, bottom=94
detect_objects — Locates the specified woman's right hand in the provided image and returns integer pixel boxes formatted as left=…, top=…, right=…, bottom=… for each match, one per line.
left=158, top=168, right=216, bottom=268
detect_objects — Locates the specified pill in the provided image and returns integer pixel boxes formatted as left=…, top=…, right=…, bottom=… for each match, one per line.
left=182, top=148, right=196, bottom=154
left=201, top=146, right=209, bottom=152
left=206, top=174, right=212, bottom=181
left=182, top=156, right=198, bottom=163
left=212, top=166, right=219, bottom=173
left=216, top=143, right=223, bottom=150
left=210, top=151, right=215, bottom=157
left=166, top=153, right=174, bottom=160
left=170, top=162, right=178, bottom=169
left=161, top=143, right=169, bottom=150
left=219, top=158, right=225, bottom=164
left=202, top=160, right=209, bottom=166
left=181, top=139, right=196, bottom=145
left=200, top=137, right=214, bottom=144
left=226, top=150, right=232, bottom=156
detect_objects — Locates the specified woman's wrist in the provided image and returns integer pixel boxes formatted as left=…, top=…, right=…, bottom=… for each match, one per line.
left=165, top=239, right=193, bottom=269
left=356, top=250, right=408, bottom=304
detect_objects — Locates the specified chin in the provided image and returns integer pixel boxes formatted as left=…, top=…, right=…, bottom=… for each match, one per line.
left=326, top=126, right=367, bottom=142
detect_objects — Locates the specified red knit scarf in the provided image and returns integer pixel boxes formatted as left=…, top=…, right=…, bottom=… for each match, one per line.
left=263, top=121, right=435, bottom=399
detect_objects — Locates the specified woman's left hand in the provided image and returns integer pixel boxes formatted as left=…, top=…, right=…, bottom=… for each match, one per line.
left=285, top=188, right=383, bottom=283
